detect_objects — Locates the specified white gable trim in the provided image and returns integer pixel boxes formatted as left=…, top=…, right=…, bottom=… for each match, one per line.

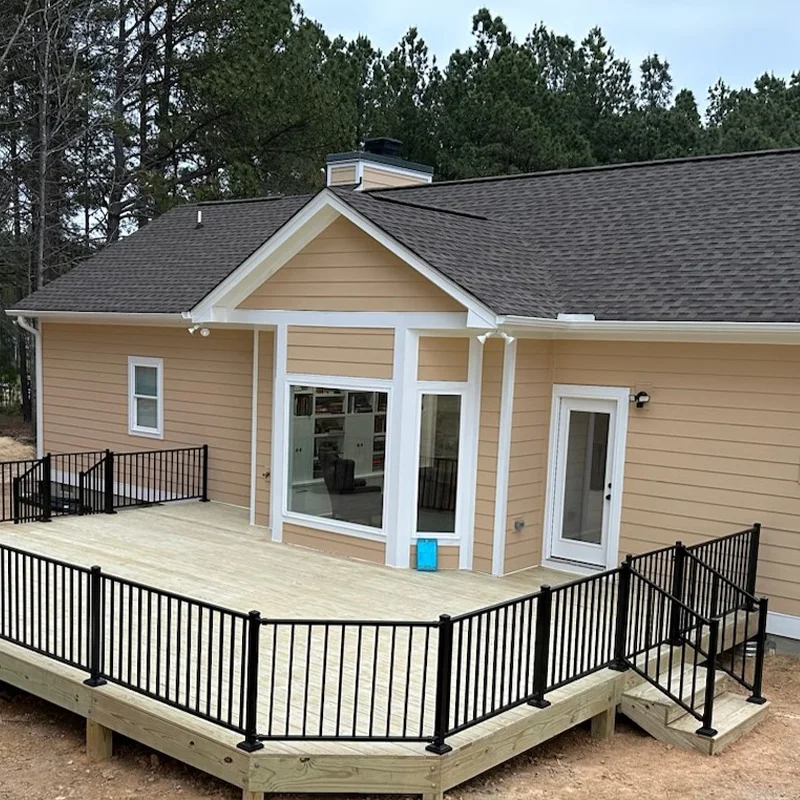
left=190, top=189, right=498, bottom=329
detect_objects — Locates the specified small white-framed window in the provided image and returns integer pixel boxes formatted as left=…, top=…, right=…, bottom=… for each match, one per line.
left=128, top=356, right=164, bottom=438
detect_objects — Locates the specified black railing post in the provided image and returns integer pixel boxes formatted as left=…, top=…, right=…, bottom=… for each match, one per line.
left=696, top=618, right=719, bottom=737
left=746, top=523, right=761, bottom=607
left=83, top=565, right=107, bottom=687
left=11, top=475, right=20, bottom=524
left=426, top=614, right=454, bottom=754
left=237, top=610, right=264, bottom=752
left=41, top=454, right=52, bottom=522
left=78, top=471, right=86, bottom=516
left=748, top=597, right=769, bottom=705
left=669, top=542, right=686, bottom=644
left=610, top=558, right=632, bottom=671
left=200, top=444, right=210, bottom=502
left=528, top=586, right=552, bottom=708
left=103, top=450, right=116, bottom=514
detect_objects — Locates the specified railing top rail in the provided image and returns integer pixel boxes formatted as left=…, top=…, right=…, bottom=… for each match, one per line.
left=15, top=460, right=42, bottom=481
left=682, top=548, right=760, bottom=605
left=551, top=566, right=622, bottom=593
left=114, top=445, right=205, bottom=456
left=0, top=540, right=92, bottom=575
left=80, top=453, right=109, bottom=476
left=261, top=617, right=438, bottom=628
left=0, top=457, right=41, bottom=469
left=629, top=567, right=714, bottom=625
left=450, top=588, right=542, bottom=622
left=50, top=449, right=107, bottom=457
left=629, top=543, right=676, bottom=561
left=101, top=569, right=250, bottom=621
left=686, top=526, right=757, bottom=551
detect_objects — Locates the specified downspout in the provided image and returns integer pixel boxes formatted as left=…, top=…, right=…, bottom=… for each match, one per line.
left=16, top=316, right=43, bottom=458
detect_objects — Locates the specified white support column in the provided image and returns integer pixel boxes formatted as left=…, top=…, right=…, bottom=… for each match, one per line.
left=385, top=327, right=419, bottom=568
left=269, top=324, right=288, bottom=542
left=249, top=329, right=259, bottom=525
left=459, top=337, right=484, bottom=570
left=491, top=338, right=517, bottom=577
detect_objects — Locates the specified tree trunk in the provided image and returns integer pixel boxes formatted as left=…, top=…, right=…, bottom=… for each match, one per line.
left=18, top=331, right=32, bottom=425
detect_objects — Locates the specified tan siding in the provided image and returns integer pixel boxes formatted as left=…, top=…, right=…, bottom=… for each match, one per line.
left=504, top=340, right=553, bottom=574
left=237, top=217, right=463, bottom=313
left=551, top=340, right=800, bottom=616
left=418, top=337, right=469, bottom=382
left=41, top=323, right=253, bottom=507
left=283, top=523, right=385, bottom=564
left=473, top=339, right=504, bottom=573
left=328, top=165, right=357, bottom=186
left=254, top=330, right=274, bottom=527
left=409, top=544, right=460, bottom=570
left=361, top=165, right=431, bottom=190
left=287, top=326, right=394, bottom=379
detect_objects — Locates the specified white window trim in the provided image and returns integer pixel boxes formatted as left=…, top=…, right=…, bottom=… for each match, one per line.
left=127, top=356, right=164, bottom=439
left=542, top=384, right=630, bottom=572
left=412, top=384, right=469, bottom=545
left=282, top=374, right=394, bottom=537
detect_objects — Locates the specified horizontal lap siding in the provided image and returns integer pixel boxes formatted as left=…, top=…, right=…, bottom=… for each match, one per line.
left=254, top=331, right=274, bottom=527
left=504, top=340, right=553, bottom=574
left=328, top=165, right=357, bottom=186
left=237, top=216, right=463, bottom=313
left=287, top=327, right=394, bottom=380
left=41, top=323, right=253, bottom=507
left=283, top=523, right=385, bottom=565
left=360, top=166, right=430, bottom=190
left=417, top=337, right=469, bottom=382
left=552, top=340, right=800, bottom=616
left=474, top=339, right=504, bottom=574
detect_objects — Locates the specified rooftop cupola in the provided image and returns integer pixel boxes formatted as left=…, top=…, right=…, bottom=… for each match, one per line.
left=326, top=137, right=434, bottom=190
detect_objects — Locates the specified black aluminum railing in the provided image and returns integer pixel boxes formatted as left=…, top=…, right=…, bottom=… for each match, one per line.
left=0, top=523, right=768, bottom=752
left=0, top=445, right=209, bottom=523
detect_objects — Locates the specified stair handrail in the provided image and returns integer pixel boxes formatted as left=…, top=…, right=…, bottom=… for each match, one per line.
left=681, top=547, right=768, bottom=704
left=626, top=565, right=721, bottom=737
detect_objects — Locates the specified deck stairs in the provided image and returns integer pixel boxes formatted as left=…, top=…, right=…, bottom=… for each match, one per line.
left=621, top=652, right=770, bottom=755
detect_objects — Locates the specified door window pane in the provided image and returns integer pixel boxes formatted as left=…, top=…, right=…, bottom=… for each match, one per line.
left=561, top=411, right=609, bottom=545
left=288, top=385, right=386, bottom=529
left=417, top=395, right=461, bottom=533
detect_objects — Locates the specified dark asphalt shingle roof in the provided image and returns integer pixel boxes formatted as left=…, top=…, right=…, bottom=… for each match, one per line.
left=13, top=148, right=800, bottom=322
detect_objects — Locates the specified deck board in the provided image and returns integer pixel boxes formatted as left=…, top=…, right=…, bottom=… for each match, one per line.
left=0, top=502, right=639, bottom=795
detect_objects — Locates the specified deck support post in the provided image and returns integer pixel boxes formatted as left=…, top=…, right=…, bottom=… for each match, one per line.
left=86, top=718, right=113, bottom=762
left=590, top=706, right=616, bottom=740
left=242, top=791, right=264, bottom=800
left=422, top=793, right=444, bottom=800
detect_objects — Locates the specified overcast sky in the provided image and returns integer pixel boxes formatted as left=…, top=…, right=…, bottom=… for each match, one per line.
left=300, top=1, right=798, bottom=105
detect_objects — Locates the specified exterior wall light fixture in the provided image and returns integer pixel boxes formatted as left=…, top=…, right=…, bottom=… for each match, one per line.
left=631, top=390, right=651, bottom=408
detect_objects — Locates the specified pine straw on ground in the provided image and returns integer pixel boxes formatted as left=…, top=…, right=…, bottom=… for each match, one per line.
left=0, top=654, right=797, bottom=800
left=0, top=435, right=34, bottom=461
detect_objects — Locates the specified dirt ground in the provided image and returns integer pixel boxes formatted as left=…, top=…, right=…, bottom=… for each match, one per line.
left=0, top=655, right=797, bottom=800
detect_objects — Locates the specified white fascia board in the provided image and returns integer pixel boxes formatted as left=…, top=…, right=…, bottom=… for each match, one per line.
left=498, top=315, right=800, bottom=345
left=192, top=189, right=497, bottom=328
left=5, top=310, right=185, bottom=326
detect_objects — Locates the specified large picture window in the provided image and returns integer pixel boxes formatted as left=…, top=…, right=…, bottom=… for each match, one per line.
left=288, top=385, right=387, bottom=529
left=417, top=394, right=461, bottom=533
left=128, top=356, right=163, bottom=438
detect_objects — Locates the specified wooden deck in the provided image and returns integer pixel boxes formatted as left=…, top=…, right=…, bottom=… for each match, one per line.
left=0, top=502, right=633, bottom=798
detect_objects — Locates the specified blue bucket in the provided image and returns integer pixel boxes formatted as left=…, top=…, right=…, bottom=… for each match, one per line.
left=416, top=538, right=438, bottom=571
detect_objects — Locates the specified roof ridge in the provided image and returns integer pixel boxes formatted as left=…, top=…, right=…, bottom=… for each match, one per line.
left=365, top=146, right=800, bottom=192
left=196, top=194, right=298, bottom=206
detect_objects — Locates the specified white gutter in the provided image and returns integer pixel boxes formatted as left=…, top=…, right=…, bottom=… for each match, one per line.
left=15, top=317, right=43, bottom=458
left=5, top=310, right=186, bottom=326
left=497, top=316, right=800, bottom=344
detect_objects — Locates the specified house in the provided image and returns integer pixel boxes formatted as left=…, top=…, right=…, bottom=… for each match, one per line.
left=8, top=139, right=800, bottom=646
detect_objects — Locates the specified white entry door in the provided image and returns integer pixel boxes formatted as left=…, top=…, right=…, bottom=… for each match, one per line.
left=546, top=387, right=629, bottom=569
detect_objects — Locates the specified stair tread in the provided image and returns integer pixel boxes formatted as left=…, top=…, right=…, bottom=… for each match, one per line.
left=624, top=663, right=725, bottom=706
left=669, top=691, right=769, bottom=737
